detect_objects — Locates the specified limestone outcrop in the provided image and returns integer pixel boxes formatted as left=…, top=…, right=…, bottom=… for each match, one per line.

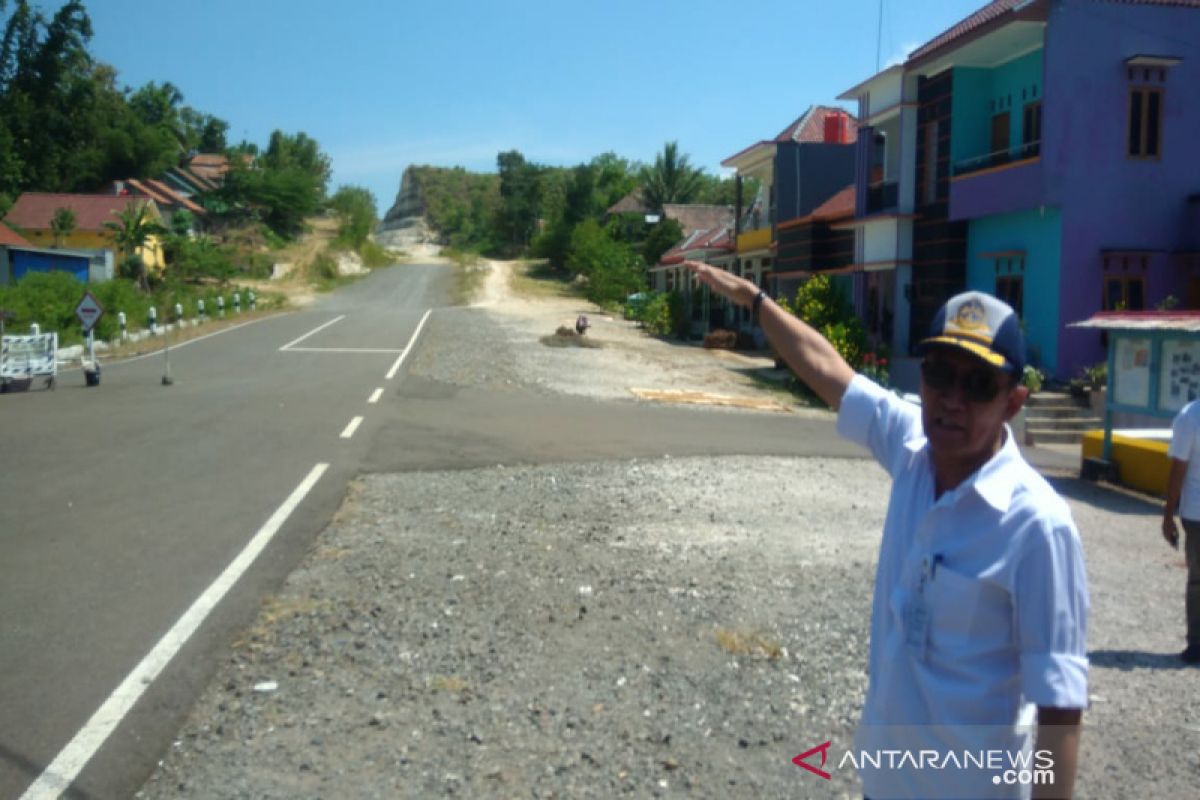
left=375, top=166, right=438, bottom=253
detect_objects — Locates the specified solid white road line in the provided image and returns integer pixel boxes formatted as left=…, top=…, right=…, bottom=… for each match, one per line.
left=340, top=416, right=364, bottom=439
left=278, top=315, right=345, bottom=351
left=385, top=308, right=433, bottom=380
left=20, top=463, right=329, bottom=800
left=368, top=388, right=384, bottom=404
left=283, top=347, right=404, bottom=354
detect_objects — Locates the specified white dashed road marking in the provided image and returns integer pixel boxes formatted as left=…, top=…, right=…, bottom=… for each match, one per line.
left=368, top=388, right=383, bottom=404
left=340, top=416, right=364, bottom=439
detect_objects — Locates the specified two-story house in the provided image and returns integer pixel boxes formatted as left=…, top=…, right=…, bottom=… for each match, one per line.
left=720, top=106, right=858, bottom=331
left=843, top=0, right=1200, bottom=386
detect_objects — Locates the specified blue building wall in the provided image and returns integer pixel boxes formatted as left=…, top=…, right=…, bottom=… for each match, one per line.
left=966, top=207, right=1062, bottom=374
left=774, top=142, right=856, bottom=223
left=951, top=49, right=1044, bottom=168
left=11, top=249, right=90, bottom=282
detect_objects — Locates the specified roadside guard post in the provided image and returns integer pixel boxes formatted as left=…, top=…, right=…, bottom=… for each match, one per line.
left=75, top=290, right=104, bottom=387
left=1068, top=311, right=1200, bottom=483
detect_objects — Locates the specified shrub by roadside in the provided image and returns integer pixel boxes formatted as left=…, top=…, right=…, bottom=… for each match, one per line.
left=0, top=271, right=280, bottom=347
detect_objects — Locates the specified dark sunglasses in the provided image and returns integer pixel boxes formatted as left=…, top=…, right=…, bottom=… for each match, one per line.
left=920, top=358, right=1006, bottom=403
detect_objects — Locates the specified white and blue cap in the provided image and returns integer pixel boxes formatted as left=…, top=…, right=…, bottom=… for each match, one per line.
left=917, top=291, right=1026, bottom=374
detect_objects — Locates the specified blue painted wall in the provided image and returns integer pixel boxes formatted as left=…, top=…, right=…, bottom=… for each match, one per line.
left=966, top=207, right=1062, bottom=374
left=11, top=249, right=90, bottom=282
left=774, top=142, right=856, bottom=223
left=951, top=49, right=1044, bottom=167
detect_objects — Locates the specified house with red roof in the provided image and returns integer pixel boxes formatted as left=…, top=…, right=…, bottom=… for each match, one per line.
left=0, top=222, right=31, bottom=248
left=719, top=105, right=858, bottom=332
left=2, top=193, right=166, bottom=273
left=105, top=178, right=206, bottom=232
left=773, top=184, right=857, bottom=301
left=840, top=0, right=1200, bottom=387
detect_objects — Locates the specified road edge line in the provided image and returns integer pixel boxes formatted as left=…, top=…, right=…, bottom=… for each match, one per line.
left=20, top=462, right=330, bottom=800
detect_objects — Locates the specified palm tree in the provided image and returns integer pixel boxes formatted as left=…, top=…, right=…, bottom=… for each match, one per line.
left=104, top=201, right=167, bottom=291
left=638, top=141, right=705, bottom=214
left=50, top=206, right=76, bottom=248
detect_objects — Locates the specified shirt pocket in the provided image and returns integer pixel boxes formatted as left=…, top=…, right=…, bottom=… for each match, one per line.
left=927, top=565, right=1010, bottom=652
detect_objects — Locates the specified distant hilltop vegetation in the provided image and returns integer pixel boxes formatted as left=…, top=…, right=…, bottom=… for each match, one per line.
left=376, top=165, right=500, bottom=251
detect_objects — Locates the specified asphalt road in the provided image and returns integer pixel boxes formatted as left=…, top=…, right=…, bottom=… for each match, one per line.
left=0, top=262, right=1073, bottom=800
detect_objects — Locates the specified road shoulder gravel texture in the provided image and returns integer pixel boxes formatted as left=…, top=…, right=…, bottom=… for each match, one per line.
left=137, top=266, right=1198, bottom=798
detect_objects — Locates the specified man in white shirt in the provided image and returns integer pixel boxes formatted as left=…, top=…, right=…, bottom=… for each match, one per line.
left=1163, top=402, right=1200, bottom=664
left=685, top=261, right=1089, bottom=799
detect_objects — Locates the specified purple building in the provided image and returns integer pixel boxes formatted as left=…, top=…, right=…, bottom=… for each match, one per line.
left=843, top=0, right=1200, bottom=386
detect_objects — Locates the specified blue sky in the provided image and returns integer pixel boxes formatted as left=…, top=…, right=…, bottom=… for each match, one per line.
left=74, top=0, right=985, bottom=215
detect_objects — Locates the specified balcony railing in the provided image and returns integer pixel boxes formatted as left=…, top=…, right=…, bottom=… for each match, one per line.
left=865, top=181, right=899, bottom=214
left=952, top=140, right=1041, bottom=178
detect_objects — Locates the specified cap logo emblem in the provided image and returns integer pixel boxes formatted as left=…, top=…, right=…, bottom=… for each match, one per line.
left=952, top=298, right=988, bottom=333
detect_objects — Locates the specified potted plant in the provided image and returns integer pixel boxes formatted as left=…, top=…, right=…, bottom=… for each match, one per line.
left=1084, top=362, right=1107, bottom=416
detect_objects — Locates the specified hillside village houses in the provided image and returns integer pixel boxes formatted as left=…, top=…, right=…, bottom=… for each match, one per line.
left=659, top=0, right=1200, bottom=389
left=0, top=153, right=229, bottom=286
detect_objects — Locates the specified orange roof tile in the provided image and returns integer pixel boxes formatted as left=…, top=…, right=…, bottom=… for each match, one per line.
left=144, top=179, right=206, bottom=215
left=811, top=185, right=857, bottom=221
left=4, top=193, right=161, bottom=232
left=0, top=221, right=32, bottom=246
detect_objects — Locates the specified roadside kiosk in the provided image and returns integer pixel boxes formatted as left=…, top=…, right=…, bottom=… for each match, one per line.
left=1068, top=311, right=1200, bottom=493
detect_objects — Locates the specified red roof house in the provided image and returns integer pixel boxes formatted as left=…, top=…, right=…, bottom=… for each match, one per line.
left=0, top=221, right=32, bottom=247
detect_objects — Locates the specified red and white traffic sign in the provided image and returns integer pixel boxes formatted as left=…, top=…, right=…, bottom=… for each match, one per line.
left=75, top=291, right=104, bottom=333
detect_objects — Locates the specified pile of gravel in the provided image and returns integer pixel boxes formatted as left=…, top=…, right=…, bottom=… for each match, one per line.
left=138, top=457, right=885, bottom=799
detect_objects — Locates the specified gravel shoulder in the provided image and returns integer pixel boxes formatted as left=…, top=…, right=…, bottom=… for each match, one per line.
left=136, top=261, right=1197, bottom=799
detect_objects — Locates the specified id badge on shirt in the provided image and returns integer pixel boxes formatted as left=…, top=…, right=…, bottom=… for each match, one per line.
left=905, top=593, right=930, bottom=657
left=904, top=558, right=932, bottom=659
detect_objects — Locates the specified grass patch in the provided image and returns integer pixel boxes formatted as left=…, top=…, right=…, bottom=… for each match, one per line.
left=359, top=239, right=395, bottom=268
left=714, top=627, right=783, bottom=660
left=510, top=260, right=586, bottom=302
left=445, top=248, right=487, bottom=305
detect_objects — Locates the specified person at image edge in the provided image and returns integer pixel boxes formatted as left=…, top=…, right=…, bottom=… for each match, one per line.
left=684, top=260, right=1089, bottom=800
left=1162, top=403, right=1200, bottom=664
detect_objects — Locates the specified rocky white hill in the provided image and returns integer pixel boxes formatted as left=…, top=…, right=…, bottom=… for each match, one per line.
left=375, top=166, right=439, bottom=253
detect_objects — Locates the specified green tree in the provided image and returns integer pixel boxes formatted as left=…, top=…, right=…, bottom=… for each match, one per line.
left=328, top=185, right=377, bottom=249
left=49, top=205, right=75, bottom=247
left=169, top=208, right=194, bottom=238
left=177, top=106, right=227, bottom=152
left=641, top=217, right=683, bottom=266
left=779, top=274, right=867, bottom=369
left=494, top=150, right=543, bottom=253
left=638, top=141, right=704, bottom=213
left=590, top=152, right=638, bottom=213
left=567, top=219, right=644, bottom=305
left=103, top=201, right=166, bottom=291
left=260, top=130, right=331, bottom=198
left=128, top=80, right=185, bottom=146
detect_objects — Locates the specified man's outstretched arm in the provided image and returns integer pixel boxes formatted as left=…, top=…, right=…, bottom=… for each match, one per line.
left=684, top=260, right=855, bottom=409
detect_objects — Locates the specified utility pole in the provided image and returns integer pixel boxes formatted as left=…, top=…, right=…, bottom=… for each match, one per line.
left=876, top=0, right=884, bottom=73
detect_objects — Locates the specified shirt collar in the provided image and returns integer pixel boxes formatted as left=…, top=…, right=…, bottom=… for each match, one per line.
left=909, top=424, right=1021, bottom=512
left=971, top=425, right=1020, bottom=512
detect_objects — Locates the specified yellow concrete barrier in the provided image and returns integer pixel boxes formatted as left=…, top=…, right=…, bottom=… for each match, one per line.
left=1080, top=430, right=1170, bottom=496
